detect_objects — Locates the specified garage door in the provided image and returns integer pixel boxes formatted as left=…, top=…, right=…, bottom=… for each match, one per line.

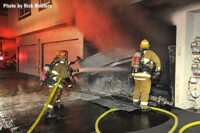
left=43, top=39, right=81, bottom=68
left=19, top=45, right=37, bottom=75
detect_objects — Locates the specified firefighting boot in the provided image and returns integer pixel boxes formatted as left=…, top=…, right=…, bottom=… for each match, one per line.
left=45, top=104, right=57, bottom=120
left=133, top=102, right=140, bottom=107
left=132, top=99, right=140, bottom=107
left=53, top=100, right=64, bottom=111
left=66, top=78, right=73, bottom=88
left=68, top=84, right=73, bottom=88
left=140, top=105, right=151, bottom=112
left=45, top=112, right=57, bottom=120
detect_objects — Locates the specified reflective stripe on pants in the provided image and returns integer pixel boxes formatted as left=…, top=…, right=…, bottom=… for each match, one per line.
left=133, top=78, right=151, bottom=105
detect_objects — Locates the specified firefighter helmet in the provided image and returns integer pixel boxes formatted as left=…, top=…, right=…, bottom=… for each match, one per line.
left=140, top=39, right=150, bottom=49
left=56, top=50, right=68, bottom=59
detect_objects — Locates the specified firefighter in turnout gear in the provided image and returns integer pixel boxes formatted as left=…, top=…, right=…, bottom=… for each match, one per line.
left=131, top=39, right=161, bottom=112
left=44, top=50, right=80, bottom=119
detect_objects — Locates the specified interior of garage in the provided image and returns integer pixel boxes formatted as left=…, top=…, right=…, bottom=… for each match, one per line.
left=1, top=0, right=200, bottom=132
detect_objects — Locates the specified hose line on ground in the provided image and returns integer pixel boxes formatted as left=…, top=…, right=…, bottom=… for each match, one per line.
left=178, top=121, right=200, bottom=133
left=27, top=77, right=62, bottom=133
left=95, top=108, right=119, bottom=133
left=150, top=107, right=179, bottom=133
left=95, top=107, right=178, bottom=133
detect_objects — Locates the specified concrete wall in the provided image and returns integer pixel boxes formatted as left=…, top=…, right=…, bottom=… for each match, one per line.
left=171, top=3, right=200, bottom=109
left=8, top=0, right=74, bottom=36
left=0, top=14, right=16, bottom=60
left=0, top=15, right=8, bottom=28
left=6, top=0, right=84, bottom=76
left=16, top=26, right=83, bottom=76
left=194, top=13, right=200, bottom=36
left=0, top=15, right=10, bottom=38
left=0, top=39, right=16, bottom=59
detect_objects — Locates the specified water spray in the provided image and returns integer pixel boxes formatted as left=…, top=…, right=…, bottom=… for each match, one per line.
left=78, top=66, right=129, bottom=73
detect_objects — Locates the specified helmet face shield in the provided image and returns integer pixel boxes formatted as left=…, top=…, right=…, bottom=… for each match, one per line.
left=58, top=50, right=68, bottom=59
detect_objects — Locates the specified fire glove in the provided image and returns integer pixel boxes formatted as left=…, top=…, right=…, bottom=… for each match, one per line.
left=76, top=56, right=82, bottom=62
left=74, top=69, right=79, bottom=72
left=153, top=69, right=161, bottom=79
left=70, top=56, right=82, bottom=65
left=71, top=69, right=79, bottom=76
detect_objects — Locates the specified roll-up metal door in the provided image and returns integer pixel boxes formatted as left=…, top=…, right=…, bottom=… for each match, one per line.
left=18, top=45, right=37, bottom=75
left=43, top=39, right=81, bottom=68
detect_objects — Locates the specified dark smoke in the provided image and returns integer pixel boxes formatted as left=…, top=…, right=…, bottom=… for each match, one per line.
left=71, top=0, right=132, bottom=51
left=70, top=0, right=171, bottom=51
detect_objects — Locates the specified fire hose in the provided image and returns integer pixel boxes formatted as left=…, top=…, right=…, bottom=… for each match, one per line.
left=178, top=121, right=200, bottom=133
left=27, top=77, right=62, bottom=133
left=95, top=107, right=178, bottom=133
left=80, top=73, right=178, bottom=132
left=95, top=108, right=119, bottom=133
left=151, top=107, right=178, bottom=133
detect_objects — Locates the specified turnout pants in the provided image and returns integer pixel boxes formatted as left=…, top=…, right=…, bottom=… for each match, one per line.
left=133, top=78, right=151, bottom=107
left=46, top=86, right=63, bottom=113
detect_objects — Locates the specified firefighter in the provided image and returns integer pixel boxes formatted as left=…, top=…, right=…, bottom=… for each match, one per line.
left=131, top=39, right=161, bottom=112
left=45, top=50, right=79, bottom=119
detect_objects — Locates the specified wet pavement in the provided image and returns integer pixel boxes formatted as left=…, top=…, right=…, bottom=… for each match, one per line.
left=0, top=67, right=170, bottom=133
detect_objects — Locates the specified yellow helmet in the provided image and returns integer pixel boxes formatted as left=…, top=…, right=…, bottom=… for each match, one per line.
left=56, top=50, right=68, bottom=59
left=140, top=39, right=150, bottom=49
